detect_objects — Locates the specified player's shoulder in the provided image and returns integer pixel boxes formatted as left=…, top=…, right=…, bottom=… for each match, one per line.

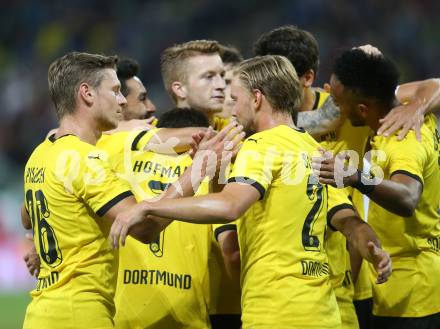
left=26, top=138, right=52, bottom=165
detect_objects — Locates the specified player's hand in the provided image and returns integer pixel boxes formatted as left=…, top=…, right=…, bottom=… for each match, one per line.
left=377, top=102, right=424, bottom=141
left=191, top=122, right=245, bottom=179
left=355, top=44, right=383, bottom=56
left=109, top=202, right=150, bottom=249
left=23, top=233, right=40, bottom=278
left=366, top=241, right=392, bottom=284
left=312, top=149, right=358, bottom=188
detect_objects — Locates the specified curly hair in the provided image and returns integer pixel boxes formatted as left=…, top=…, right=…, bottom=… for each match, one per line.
left=253, top=25, right=319, bottom=77
left=333, top=49, right=399, bottom=106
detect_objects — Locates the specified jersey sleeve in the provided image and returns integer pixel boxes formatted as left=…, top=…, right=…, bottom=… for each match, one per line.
left=213, top=222, right=238, bottom=241
left=73, top=149, right=133, bottom=217
left=383, top=134, right=426, bottom=186
left=327, top=185, right=354, bottom=231
left=130, top=128, right=162, bottom=151
left=213, top=116, right=230, bottom=131
left=227, top=136, right=276, bottom=199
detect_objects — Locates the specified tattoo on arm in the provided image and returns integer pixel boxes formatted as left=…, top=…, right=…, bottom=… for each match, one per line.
left=297, top=96, right=342, bottom=136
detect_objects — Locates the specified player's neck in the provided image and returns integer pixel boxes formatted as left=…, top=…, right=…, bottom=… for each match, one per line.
left=369, top=99, right=398, bottom=133
left=57, top=115, right=102, bottom=145
left=257, top=109, right=296, bottom=132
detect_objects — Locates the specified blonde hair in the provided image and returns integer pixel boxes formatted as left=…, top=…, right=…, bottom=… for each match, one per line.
left=160, top=40, right=220, bottom=101
left=236, top=55, right=303, bottom=114
left=48, top=52, right=118, bottom=119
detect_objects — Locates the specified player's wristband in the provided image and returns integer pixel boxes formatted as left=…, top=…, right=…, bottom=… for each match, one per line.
left=352, top=170, right=375, bottom=195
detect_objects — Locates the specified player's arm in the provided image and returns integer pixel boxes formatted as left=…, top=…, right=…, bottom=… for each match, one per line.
left=297, top=96, right=344, bottom=136
left=108, top=123, right=245, bottom=246
left=378, top=78, right=440, bottom=140
left=110, top=182, right=260, bottom=248
left=21, top=203, right=41, bottom=277
left=315, top=156, right=423, bottom=217
left=329, top=208, right=391, bottom=284
left=216, top=227, right=241, bottom=291
left=104, top=160, right=205, bottom=244
left=145, top=127, right=209, bottom=154
left=351, top=173, right=422, bottom=217
left=21, top=203, right=31, bottom=230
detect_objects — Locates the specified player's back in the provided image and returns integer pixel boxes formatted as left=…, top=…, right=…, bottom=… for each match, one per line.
left=23, top=135, right=132, bottom=329
left=98, top=131, right=213, bottom=329
left=229, top=125, right=341, bottom=329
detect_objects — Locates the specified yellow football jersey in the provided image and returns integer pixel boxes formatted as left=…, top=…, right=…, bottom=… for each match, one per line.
left=311, top=89, right=329, bottom=110
left=213, top=115, right=230, bottom=131
left=23, top=134, right=133, bottom=329
left=208, top=223, right=241, bottom=315
left=314, top=91, right=367, bottom=326
left=228, top=124, right=355, bottom=329
left=368, top=113, right=440, bottom=317
left=351, top=189, right=372, bottom=301
left=98, top=131, right=213, bottom=329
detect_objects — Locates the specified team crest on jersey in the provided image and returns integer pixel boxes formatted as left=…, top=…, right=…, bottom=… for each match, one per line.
left=148, top=180, right=170, bottom=195
left=149, top=231, right=165, bottom=257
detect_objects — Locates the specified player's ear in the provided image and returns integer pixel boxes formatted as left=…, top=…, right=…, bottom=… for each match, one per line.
left=357, top=103, right=369, bottom=119
left=171, top=81, right=187, bottom=100
left=300, top=69, right=315, bottom=88
left=253, top=89, right=263, bottom=111
left=79, top=83, right=94, bottom=106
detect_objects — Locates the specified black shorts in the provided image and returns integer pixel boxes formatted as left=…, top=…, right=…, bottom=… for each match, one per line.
left=210, top=314, right=241, bottom=329
left=372, top=312, right=440, bottom=329
left=354, top=298, right=373, bottom=329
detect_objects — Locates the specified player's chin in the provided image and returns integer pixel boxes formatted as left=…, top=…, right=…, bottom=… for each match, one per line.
left=206, top=103, right=224, bottom=113
left=104, top=117, right=120, bottom=130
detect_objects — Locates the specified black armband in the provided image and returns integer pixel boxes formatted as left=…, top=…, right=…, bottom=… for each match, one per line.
left=353, top=170, right=375, bottom=195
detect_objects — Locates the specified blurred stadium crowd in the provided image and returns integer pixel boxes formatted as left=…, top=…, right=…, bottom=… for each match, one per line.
left=0, top=0, right=439, bottom=292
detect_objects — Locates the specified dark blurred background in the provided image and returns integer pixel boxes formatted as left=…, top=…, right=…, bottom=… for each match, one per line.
left=0, top=0, right=439, bottom=327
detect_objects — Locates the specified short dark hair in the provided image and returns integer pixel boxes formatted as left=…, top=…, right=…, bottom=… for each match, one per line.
left=333, top=49, right=399, bottom=106
left=219, top=44, right=243, bottom=65
left=253, top=25, right=319, bottom=77
left=157, top=108, right=210, bottom=128
left=48, top=52, right=118, bottom=119
left=117, top=58, right=140, bottom=97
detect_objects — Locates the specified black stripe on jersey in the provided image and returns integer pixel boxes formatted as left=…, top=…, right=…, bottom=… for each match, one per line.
left=214, top=224, right=237, bottom=241
left=390, top=170, right=424, bottom=189
left=227, top=176, right=266, bottom=200
left=48, top=134, right=75, bottom=143
left=96, top=191, right=133, bottom=217
left=131, top=130, right=149, bottom=151
left=312, top=90, right=321, bottom=110
left=327, top=203, right=355, bottom=231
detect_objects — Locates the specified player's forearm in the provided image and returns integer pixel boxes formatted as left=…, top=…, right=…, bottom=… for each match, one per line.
left=356, top=179, right=418, bottom=217
left=145, top=194, right=240, bottom=224
left=337, top=216, right=381, bottom=264
left=149, top=127, right=208, bottom=153
left=397, top=78, right=440, bottom=114
left=297, top=96, right=343, bottom=136
left=219, top=230, right=241, bottom=290
left=137, top=163, right=207, bottom=240
left=348, top=241, right=362, bottom=283
left=21, top=204, right=32, bottom=230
